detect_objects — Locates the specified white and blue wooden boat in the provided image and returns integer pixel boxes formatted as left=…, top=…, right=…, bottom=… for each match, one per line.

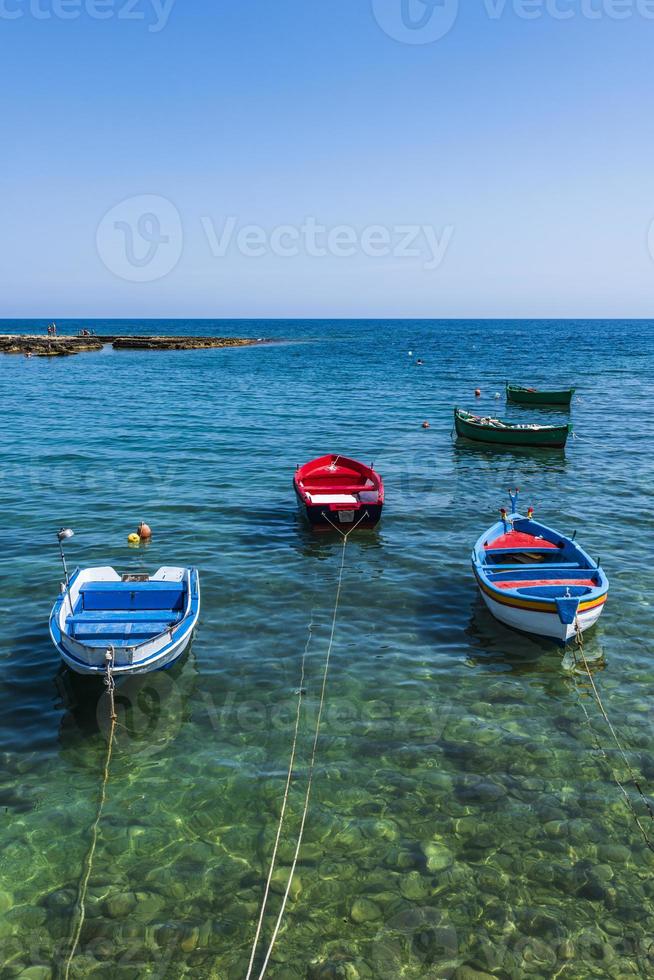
left=50, top=565, right=200, bottom=676
left=472, top=492, right=608, bottom=643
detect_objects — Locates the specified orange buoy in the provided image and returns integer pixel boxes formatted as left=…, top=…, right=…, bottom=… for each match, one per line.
left=138, top=522, right=152, bottom=540
left=474, top=388, right=481, bottom=397
left=422, top=421, right=430, bottom=429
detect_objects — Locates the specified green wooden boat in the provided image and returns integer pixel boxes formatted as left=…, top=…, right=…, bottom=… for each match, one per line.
left=454, top=407, right=572, bottom=448
left=506, top=382, right=575, bottom=406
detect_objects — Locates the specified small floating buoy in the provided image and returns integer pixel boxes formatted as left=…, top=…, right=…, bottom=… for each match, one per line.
left=127, top=533, right=140, bottom=545
left=494, top=392, right=500, bottom=399
left=422, top=421, right=430, bottom=429
left=408, top=351, right=413, bottom=356
left=138, top=522, right=152, bottom=540
left=475, top=388, right=481, bottom=397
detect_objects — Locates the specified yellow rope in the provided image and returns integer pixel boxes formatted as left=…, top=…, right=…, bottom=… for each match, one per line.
left=571, top=619, right=654, bottom=853
left=61, top=652, right=118, bottom=980
left=248, top=510, right=367, bottom=979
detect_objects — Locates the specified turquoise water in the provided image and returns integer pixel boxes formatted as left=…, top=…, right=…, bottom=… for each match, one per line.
left=1, top=319, right=653, bottom=979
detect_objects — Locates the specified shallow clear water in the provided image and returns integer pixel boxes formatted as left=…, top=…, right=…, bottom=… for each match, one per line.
left=0, top=319, right=653, bottom=979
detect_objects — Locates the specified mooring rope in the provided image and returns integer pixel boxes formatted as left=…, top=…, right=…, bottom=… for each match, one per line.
left=247, top=510, right=368, bottom=979
left=571, top=619, right=654, bottom=853
left=61, top=649, right=118, bottom=980
left=244, top=615, right=313, bottom=980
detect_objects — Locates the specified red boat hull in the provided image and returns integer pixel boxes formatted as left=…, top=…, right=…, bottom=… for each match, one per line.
left=294, top=454, right=384, bottom=531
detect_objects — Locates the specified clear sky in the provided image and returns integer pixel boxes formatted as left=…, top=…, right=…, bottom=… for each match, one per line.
left=2, top=0, right=654, bottom=317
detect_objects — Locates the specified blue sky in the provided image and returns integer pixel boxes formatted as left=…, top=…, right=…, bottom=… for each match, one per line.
left=2, top=0, right=654, bottom=317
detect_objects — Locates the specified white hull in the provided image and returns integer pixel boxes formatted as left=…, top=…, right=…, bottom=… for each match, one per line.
left=55, top=628, right=194, bottom=676
left=480, top=590, right=605, bottom=643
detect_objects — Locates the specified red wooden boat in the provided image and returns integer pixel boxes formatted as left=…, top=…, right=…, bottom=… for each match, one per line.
left=294, top=455, right=384, bottom=530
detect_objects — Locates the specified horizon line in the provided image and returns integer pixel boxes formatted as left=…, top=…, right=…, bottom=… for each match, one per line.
left=2, top=316, right=654, bottom=323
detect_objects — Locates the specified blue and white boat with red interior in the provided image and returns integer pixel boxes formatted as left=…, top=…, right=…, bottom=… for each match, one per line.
left=472, top=492, right=608, bottom=643
left=49, top=530, right=200, bottom=676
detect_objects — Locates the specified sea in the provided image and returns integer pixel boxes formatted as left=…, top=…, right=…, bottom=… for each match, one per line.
left=0, top=319, right=652, bottom=979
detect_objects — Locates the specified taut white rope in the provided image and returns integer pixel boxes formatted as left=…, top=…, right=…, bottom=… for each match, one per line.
left=248, top=510, right=367, bottom=979
left=244, top=615, right=313, bottom=980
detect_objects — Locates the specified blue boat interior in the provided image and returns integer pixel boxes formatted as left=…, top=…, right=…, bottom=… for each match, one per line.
left=65, top=580, right=187, bottom=647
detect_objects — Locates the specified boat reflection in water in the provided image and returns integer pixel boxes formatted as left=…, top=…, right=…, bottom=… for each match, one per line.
left=293, top=515, right=385, bottom=563
left=464, top=597, right=606, bottom=671
left=55, top=646, right=198, bottom=763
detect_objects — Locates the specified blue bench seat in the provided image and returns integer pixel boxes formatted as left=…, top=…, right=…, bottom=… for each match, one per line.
left=69, top=620, right=174, bottom=644
left=486, top=561, right=582, bottom=572
left=68, top=611, right=179, bottom=626
left=80, top=581, right=186, bottom=612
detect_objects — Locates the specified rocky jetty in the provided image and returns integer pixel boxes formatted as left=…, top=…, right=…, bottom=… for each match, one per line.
left=0, top=334, right=264, bottom=357
left=0, top=335, right=103, bottom=357
left=110, top=336, right=260, bottom=351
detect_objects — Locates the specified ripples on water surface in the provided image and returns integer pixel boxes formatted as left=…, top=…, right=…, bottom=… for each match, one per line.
left=0, top=319, right=653, bottom=979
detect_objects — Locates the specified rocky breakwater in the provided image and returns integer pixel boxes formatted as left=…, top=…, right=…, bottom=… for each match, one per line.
left=0, top=335, right=266, bottom=356
left=109, top=336, right=262, bottom=351
left=0, top=335, right=104, bottom=357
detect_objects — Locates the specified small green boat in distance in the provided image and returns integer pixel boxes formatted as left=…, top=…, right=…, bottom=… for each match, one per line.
left=454, top=407, right=572, bottom=448
left=506, top=382, right=575, bottom=406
